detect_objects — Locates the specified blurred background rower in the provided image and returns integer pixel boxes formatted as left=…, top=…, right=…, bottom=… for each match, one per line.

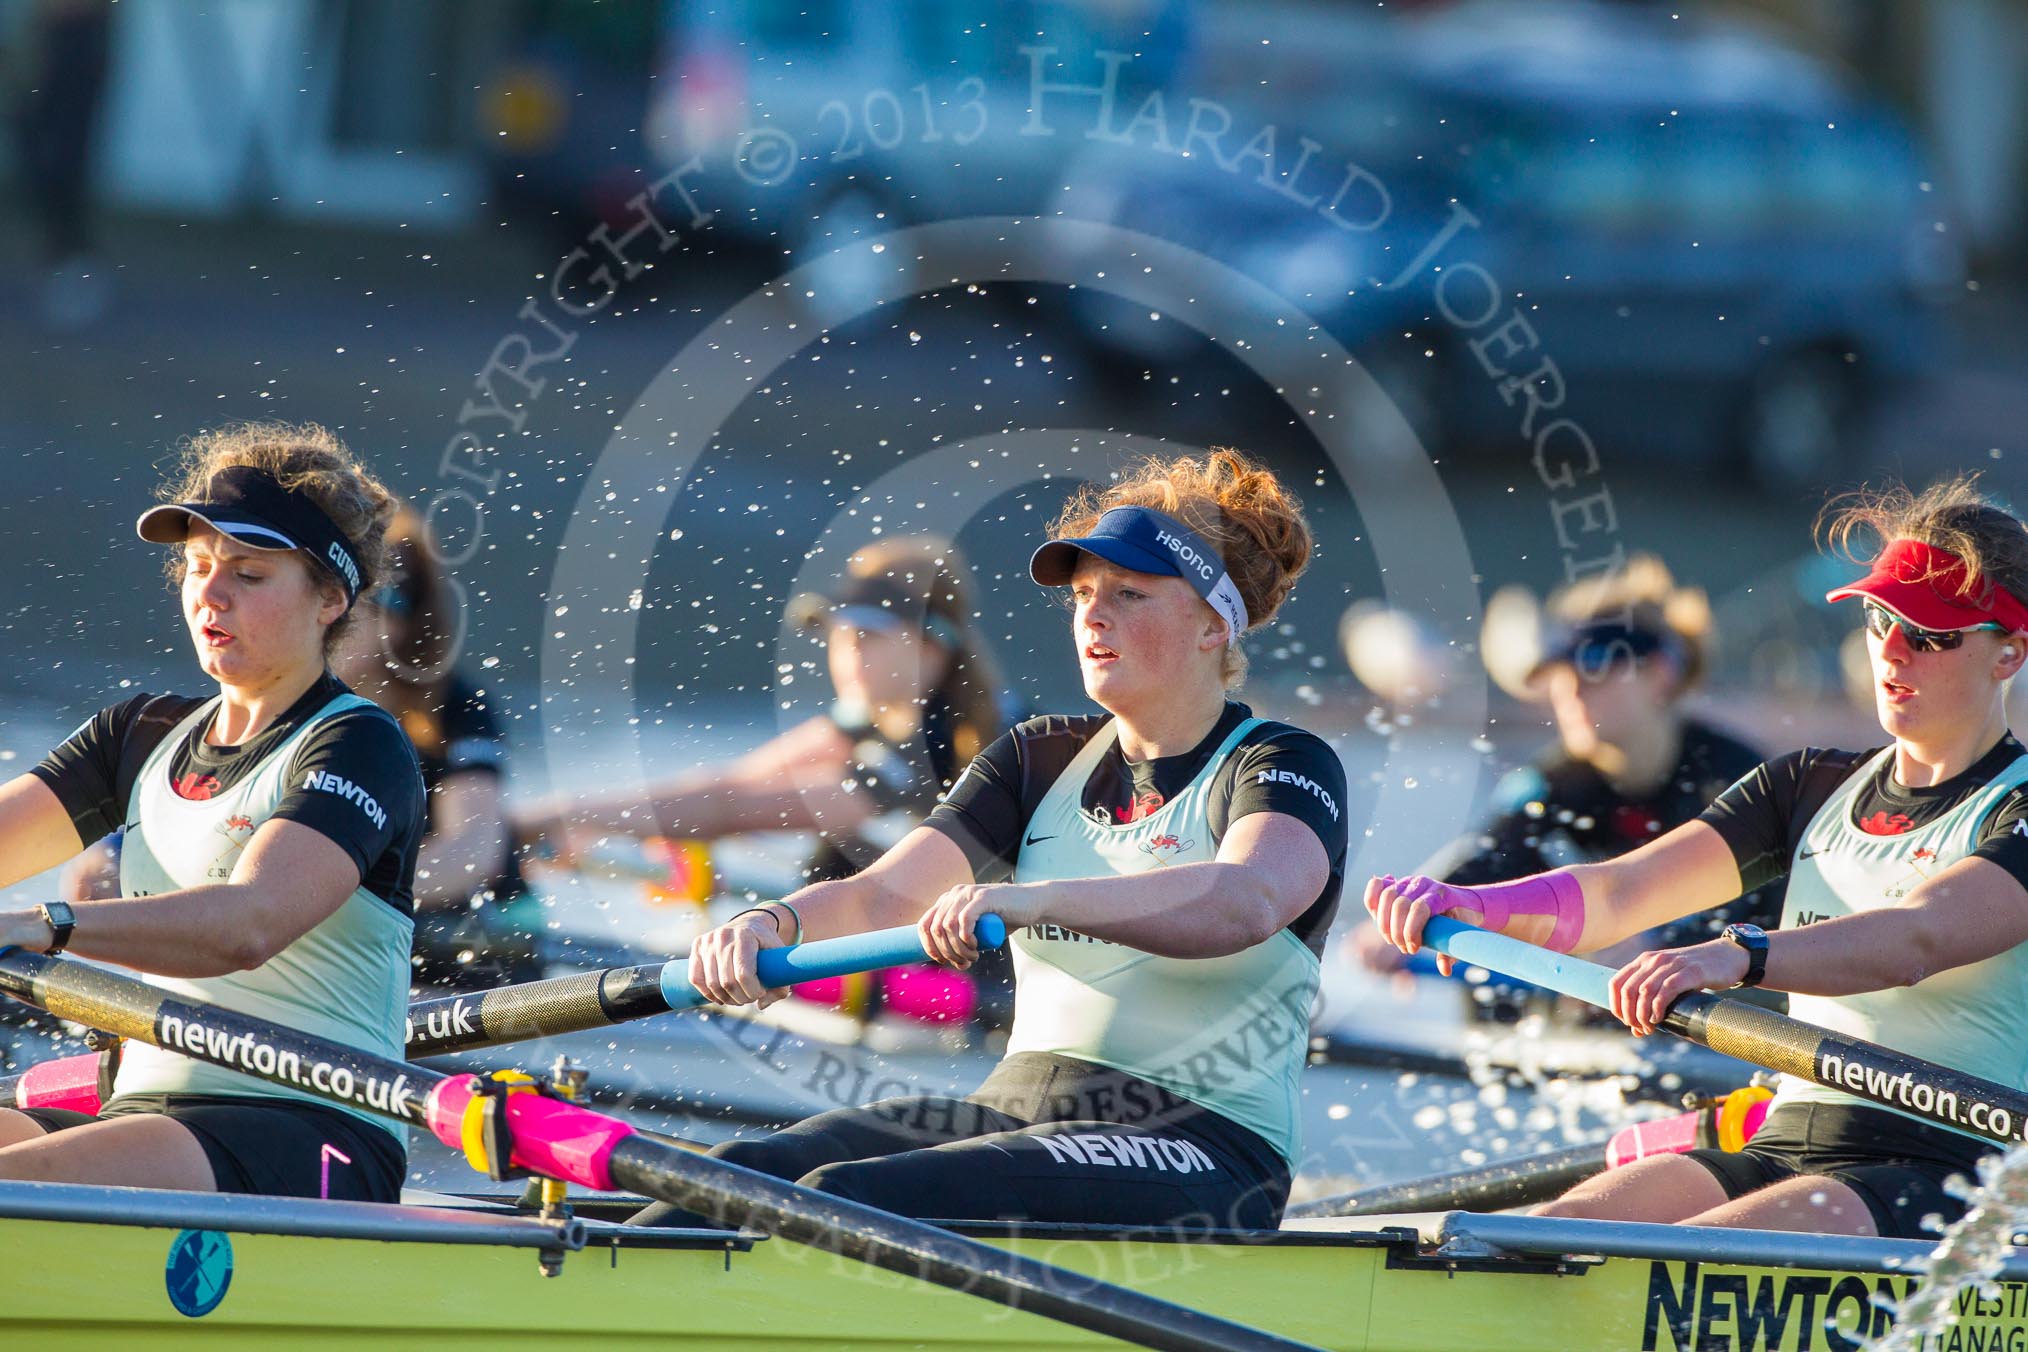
left=1354, top=555, right=1784, bottom=1003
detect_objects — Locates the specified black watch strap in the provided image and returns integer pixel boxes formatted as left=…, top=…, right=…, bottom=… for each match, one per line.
left=38, top=903, right=75, bottom=956
left=1724, top=923, right=1769, bottom=989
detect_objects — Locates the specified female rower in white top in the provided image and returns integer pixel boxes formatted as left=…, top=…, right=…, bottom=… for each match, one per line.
left=636, top=449, right=1350, bottom=1229
left=1369, top=475, right=2028, bottom=1239
left=0, top=422, right=423, bottom=1200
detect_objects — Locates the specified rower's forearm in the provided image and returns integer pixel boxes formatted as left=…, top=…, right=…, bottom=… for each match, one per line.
left=1034, top=864, right=1281, bottom=958
left=568, top=777, right=731, bottom=839
left=1563, top=824, right=1749, bottom=954
left=1762, top=909, right=1951, bottom=996
left=1562, top=861, right=1646, bottom=952
left=550, top=776, right=870, bottom=842
left=695, top=780, right=872, bottom=837
left=772, top=872, right=925, bottom=943
left=51, top=887, right=288, bottom=977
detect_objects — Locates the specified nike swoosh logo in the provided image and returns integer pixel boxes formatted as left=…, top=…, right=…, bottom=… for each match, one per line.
left=1797, top=848, right=1824, bottom=859
left=1024, top=833, right=1057, bottom=846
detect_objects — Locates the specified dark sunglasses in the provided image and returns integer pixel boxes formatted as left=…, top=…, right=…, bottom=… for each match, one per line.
left=1863, top=601, right=2007, bottom=654
left=1566, top=636, right=1665, bottom=673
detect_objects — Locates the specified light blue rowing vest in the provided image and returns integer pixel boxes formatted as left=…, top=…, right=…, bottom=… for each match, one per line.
left=1009, top=718, right=1320, bottom=1165
left=1775, top=744, right=2028, bottom=1136
left=117, top=695, right=414, bottom=1142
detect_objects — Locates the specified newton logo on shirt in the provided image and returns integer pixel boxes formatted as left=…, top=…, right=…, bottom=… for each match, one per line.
left=1256, top=768, right=1339, bottom=822
left=303, top=771, right=388, bottom=830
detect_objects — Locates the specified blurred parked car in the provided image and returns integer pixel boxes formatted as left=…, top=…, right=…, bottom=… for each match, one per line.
left=1060, top=1, right=1959, bottom=489
left=477, top=1, right=1953, bottom=488
left=480, top=0, right=1192, bottom=296
left=478, top=1, right=667, bottom=251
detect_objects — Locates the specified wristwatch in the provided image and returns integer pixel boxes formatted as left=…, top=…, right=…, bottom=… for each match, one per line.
left=1721, top=922, right=1769, bottom=989
left=38, top=901, right=76, bottom=956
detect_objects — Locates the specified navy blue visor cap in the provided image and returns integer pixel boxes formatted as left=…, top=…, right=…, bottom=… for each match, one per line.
left=137, top=465, right=365, bottom=607
left=1030, top=505, right=1249, bottom=645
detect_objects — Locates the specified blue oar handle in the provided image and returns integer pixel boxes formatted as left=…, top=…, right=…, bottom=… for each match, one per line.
left=661, top=915, right=1008, bottom=1010
left=1421, top=916, right=1617, bottom=1008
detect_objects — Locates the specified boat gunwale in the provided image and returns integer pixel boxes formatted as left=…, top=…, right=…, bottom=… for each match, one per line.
left=934, top=1219, right=1422, bottom=1249
left=0, top=1178, right=587, bottom=1252
left=9, top=1174, right=2000, bottom=1283
left=1430, top=1209, right=2028, bottom=1281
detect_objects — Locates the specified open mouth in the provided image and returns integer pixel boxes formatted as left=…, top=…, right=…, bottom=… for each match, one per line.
left=200, top=623, right=234, bottom=647
left=1881, top=678, right=1914, bottom=703
left=1084, top=642, right=1118, bottom=664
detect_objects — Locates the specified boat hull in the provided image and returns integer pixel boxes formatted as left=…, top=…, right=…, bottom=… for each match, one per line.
left=0, top=1211, right=1355, bottom=1348
left=0, top=1185, right=2009, bottom=1350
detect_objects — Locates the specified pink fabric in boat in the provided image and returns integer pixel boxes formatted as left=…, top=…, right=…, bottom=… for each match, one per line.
left=17, top=1053, right=100, bottom=1114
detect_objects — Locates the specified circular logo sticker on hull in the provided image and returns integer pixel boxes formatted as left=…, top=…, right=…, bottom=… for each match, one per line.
left=165, top=1228, right=233, bottom=1318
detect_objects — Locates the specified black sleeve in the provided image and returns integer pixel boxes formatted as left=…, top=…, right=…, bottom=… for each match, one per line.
left=1971, top=788, right=2028, bottom=893
left=270, top=709, right=425, bottom=880
left=1215, top=727, right=1350, bottom=864
left=922, top=729, right=1030, bottom=881
left=29, top=694, right=199, bottom=844
left=922, top=715, right=1105, bottom=881
left=1698, top=749, right=1862, bottom=894
left=1703, top=749, right=1817, bottom=899
left=441, top=684, right=506, bottom=779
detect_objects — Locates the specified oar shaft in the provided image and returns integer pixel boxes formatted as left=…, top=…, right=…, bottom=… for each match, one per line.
left=1287, top=1088, right=1769, bottom=1220
left=407, top=964, right=669, bottom=1058
left=5, top=916, right=1011, bottom=1107
left=0, top=952, right=439, bottom=1128
left=407, top=915, right=1007, bottom=1058
left=0, top=945, right=1306, bottom=1352
left=598, top=1138, right=1310, bottom=1352
left=1423, top=917, right=2028, bottom=1150
left=1284, top=1143, right=1606, bottom=1219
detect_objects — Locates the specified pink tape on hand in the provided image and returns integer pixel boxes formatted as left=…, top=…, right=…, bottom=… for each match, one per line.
left=1393, top=870, right=1588, bottom=954
left=425, top=1077, right=638, bottom=1192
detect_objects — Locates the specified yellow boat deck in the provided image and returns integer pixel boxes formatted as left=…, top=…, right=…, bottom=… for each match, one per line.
left=0, top=1182, right=2015, bottom=1350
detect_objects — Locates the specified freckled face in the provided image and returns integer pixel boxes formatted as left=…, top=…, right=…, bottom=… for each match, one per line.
left=181, top=524, right=340, bottom=687
left=1069, top=554, right=1218, bottom=713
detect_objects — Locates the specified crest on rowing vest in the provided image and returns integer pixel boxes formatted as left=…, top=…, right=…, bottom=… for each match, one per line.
left=206, top=813, right=259, bottom=880
left=1884, top=845, right=1941, bottom=900
left=1136, top=832, right=1195, bottom=863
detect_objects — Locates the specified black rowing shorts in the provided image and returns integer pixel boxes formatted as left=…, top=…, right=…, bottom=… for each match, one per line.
left=1685, top=1101, right=1993, bottom=1240
left=20, top=1092, right=406, bottom=1202
left=629, top=1051, right=1290, bottom=1230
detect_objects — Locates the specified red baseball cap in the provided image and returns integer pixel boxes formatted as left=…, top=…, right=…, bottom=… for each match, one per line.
left=1825, top=538, right=2028, bottom=633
